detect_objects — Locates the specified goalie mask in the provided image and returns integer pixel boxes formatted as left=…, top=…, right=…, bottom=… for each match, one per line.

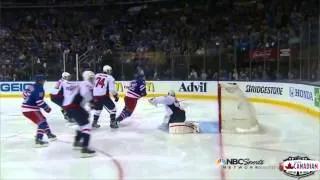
left=168, top=90, right=175, bottom=97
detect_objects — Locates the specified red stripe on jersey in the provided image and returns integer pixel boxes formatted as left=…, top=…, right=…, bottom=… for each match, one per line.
left=22, top=105, right=40, bottom=109
left=63, top=104, right=81, bottom=110
left=127, top=91, right=140, bottom=98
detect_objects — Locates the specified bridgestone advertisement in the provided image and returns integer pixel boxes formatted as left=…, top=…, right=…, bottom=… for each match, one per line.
left=245, top=85, right=283, bottom=95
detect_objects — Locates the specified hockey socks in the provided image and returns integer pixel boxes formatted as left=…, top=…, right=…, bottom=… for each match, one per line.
left=110, top=114, right=116, bottom=121
left=36, top=121, right=47, bottom=140
left=116, top=109, right=132, bottom=122
left=75, top=130, right=82, bottom=142
left=43, top=121, right=52, bottom=135
left=93, top=115, right=99, bottom=124
left=79, top=124, right=91, bottom=147
left=81, top=133, right=90, bottom=147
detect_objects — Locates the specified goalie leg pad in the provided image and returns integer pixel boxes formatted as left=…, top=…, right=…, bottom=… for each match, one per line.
left=169, top=122, right=199, bottom=134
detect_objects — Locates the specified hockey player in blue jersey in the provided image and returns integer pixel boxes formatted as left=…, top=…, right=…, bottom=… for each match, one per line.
left=115, top=74, right=147, bottom=124
left=21, top=74, right=56, bottom=147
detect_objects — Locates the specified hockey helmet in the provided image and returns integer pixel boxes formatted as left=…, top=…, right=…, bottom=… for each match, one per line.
left=82, top=71, right=95, bottom=83
left=168, top=90, right=175, bottom=97
left=61, top=72, right=71, bottom=80
left=103, top=65, right=112, bottom=74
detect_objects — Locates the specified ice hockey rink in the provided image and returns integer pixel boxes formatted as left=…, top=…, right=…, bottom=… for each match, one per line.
left=1, top=98, right=319, bottom=180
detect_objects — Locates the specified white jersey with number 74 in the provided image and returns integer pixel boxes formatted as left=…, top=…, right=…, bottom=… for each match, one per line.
left=93, top=73, right=117, bottom=97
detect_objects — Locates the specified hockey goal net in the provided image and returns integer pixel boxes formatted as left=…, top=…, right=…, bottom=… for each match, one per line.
left=218, top=83, right=259, bottom=133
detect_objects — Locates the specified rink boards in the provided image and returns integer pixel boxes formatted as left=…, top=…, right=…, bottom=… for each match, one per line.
left=0, top=81, right=319, bottom=118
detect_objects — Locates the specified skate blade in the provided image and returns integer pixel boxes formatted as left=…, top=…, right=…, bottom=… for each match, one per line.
left=34, top=144, right=49, bottom=148
left=80, top=153, right=96, bottom=158
left=73, top=146, right=82, bottom=150
left=48, top=137, right=57, bottom=142
left=66, top=123, right=77, bottom=126
left=110, top=125, right=119, bottom=129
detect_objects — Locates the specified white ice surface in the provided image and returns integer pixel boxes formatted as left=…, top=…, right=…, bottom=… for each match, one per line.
left=0, top=98, right=319, bottom=180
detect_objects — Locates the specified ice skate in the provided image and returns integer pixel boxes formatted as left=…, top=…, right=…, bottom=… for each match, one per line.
left=67, top=118, right=76, bottom=123
left=35, top=138, right=49, bottom=148
left=110, top=120, right=119, bottom=129
left=81, top=147, right=96, bottom=158
left=73, top=141, right=83, bottom=150
left=47, top=133, right=57, bottom=141
left=92, top=123, right=101, bottom=129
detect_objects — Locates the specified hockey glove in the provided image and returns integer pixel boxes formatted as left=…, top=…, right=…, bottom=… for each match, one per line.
left=148, top=98, right=157, bottom=107
left=113, top=94, right=119, bottom=102
left=44, top=106, right=52, bottom=113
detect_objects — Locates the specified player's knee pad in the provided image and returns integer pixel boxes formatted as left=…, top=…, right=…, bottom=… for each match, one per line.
left=169, top=122, right=199, bottom=134
left=80, top=123, right=91, bottom=135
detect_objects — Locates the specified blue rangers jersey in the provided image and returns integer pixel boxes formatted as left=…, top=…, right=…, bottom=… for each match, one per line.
left=22, top=83, right=50, bottom=112
left=126, top=77, right=147, bottom=99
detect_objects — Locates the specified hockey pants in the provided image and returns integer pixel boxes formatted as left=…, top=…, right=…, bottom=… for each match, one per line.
left=168, top=110, right=186, bottom=124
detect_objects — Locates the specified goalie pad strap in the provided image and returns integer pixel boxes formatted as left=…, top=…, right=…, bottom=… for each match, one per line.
left=169, top=122, right=199, bottom=134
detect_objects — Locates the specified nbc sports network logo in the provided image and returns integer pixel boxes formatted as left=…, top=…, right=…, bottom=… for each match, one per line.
left=215, top=158, right=274, bottom=170
left=279, top=156, right=320, bottom=179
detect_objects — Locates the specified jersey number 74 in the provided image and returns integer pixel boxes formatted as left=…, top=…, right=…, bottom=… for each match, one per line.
left=95, top=77, right=105, bottom=88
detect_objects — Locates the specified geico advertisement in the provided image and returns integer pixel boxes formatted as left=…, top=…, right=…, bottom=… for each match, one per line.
left=0, top=82, right=33, bottom=92
left=115, top=81, right=155, bottom=92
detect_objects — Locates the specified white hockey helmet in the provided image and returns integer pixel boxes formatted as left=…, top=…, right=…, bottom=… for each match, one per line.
left=103, top=65, right=112, bottom=74
left=168, top=90, right=175, bottom=97
left=61, top=72, right=71, bottom=80
left=82, top=71, right=95, bottom=83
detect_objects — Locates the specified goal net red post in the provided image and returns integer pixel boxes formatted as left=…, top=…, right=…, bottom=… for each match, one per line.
left=218, top=83, right=260, bottom=133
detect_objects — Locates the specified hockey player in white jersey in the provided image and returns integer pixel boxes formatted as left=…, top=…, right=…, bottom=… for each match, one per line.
left=62, top=71, right=96, bottom=157
left=148, top=91, right=198, bottom=134
left=50, top=72, right=74, bottom=123
left=92, top=65, right=119, bottom=129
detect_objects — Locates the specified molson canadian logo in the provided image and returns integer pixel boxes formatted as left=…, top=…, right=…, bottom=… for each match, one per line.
left=279, top=156, right=320, bottom=179
left=115, top=81, right=155, bottom=92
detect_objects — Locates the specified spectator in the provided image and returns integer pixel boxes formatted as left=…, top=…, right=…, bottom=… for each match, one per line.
left=232, top=68, right=239, bottom=80
left=188, top=69, right=198, bottom=80
left=200, top=70, right=207, bottom=80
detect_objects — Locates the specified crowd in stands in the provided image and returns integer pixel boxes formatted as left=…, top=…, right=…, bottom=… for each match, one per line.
left=0, top=0, right=319, bottom=81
